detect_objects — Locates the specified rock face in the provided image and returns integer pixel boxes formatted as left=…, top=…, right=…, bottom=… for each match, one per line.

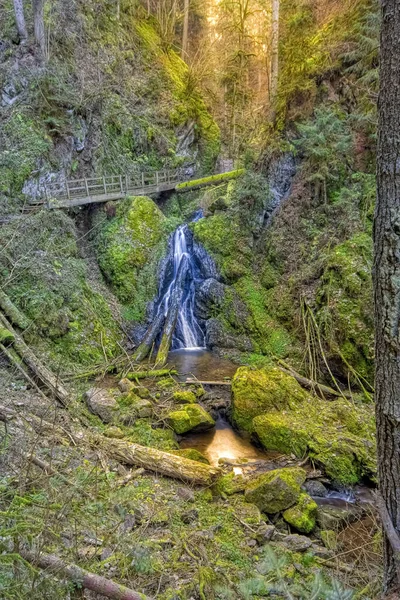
left=85, top=388, right=117, bottom=423
left=244, top=467, right=306, bottom=513
left=283, top=493, right=318, bottom=534
left=167, top=404, right=215, bottom=434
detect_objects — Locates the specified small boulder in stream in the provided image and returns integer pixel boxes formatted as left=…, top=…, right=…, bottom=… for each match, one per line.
left=282, top=492, right=318, bottom=534
left=85, top=388, right=117, bottom=423
left=167, top=404, right=215, bottom=434
left=244, top=467, right=306, bottom=513
left=172, top=390, right=197, bottom=404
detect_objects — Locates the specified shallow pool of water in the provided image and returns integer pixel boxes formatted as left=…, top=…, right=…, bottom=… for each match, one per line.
left=167, top=348, right=238, bottom=381
left=180, top=416, right=271, bottom=467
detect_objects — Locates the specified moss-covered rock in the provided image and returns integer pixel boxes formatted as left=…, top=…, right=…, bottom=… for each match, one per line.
left=252, top=397, right=376, bottom=485
left=231, top=366, right=308, bottom=433
left=167, top=404, right=215, bottom=434
left=119, top=393, right=153, bottom=418
left=104, top=426, right=125, bottom=439
left=283, top=493, right=318, bottom=533
left=95, top=196, right=167, bottom=313
left=171, top=449, right=210, bottom=464
left=244, top=467, right=306, bottom=513
left=216, top=472, right=247, bottom=496
left=172, top=390, right=197, bottom=404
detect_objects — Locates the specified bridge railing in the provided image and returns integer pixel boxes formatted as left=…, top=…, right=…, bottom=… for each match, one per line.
left=45, top=168, right=186, bottom=203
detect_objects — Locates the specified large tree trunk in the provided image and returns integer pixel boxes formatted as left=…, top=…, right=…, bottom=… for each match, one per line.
left=270, top=0, right=279, bottom=103
left=181, top=0, right=189, bottom=59
left=374, top=1, right=400, bottom=593
left=132, top=311, right=165, bottom=362
left=32, top=0, right=46, bottom=56
left=13, top=0, right=28, bottom=41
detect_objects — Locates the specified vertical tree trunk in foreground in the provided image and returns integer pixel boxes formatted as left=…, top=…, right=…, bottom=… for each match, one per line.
left=270, top=0, right=279, bottom=103
left=181, top=0, right=189, bottom=59
left=32, top=0, right=46, bottom=56
left=374, top=0, right=400, bottom=593
left=13, top=0, right=28, bottom=41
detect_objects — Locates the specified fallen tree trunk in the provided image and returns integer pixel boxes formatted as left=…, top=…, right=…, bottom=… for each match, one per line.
left=0, top=289, right=31, bottom=330
left=132, top=310, right=165, bottom=362
left=0, top=342, right=50, bottom=402
left=91, top=435, right=220, bottom=485
left=277, top=361, right=353, bottom=401
left=127, top=369, right=177, bottom=380
left=0, top=313, right=69, bottom=406
left=155, top=258, right=187, bottom=366
left=19, top=549, right=149, bottom=600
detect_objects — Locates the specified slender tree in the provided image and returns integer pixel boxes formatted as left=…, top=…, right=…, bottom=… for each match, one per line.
left=270, top=0, right=279, bottom=102
left=181, top=0, right=190, bottom=58
left=374, top=0, right=400, bottom=594
left=32, top=0, right=46, bottom=56
left=13, top=0, right=28, bottom=42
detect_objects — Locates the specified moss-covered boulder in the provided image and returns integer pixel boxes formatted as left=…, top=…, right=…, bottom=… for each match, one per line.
left=119, top=393, right=153, bottom=418
left=283, top=493, right=318, bottom=533
left=252, top=398, right=376, bottom=485
left=167, top=404, right=215, bottom=434
left=171, top=449, right=209, bottom=464
left=173, top=390, right=197, bottom=404
left=231, top=366, right=308, bottom=432
left=95, top=196, right=168, bottom=320
left=244, top=467, right=306, bottom=514
left=216, top=472, right=247, bottom=496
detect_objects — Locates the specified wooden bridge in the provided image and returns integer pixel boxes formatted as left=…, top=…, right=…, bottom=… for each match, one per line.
left=36, top=167, right=244, bottom=210
left=43, top=168, right=187, bottom=209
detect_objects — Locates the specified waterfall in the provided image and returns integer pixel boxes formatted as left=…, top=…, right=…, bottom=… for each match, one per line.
left=155, top=212, right=205, bottom=350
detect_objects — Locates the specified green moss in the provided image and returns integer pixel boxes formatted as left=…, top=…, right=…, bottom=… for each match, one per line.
left=176, top=169, right=245, bottom=191
left=172, top=390, right=197, bottom=404
left=95, top=196, right=168, bottom=319
left=252, top=396, right=376, bottom=485
left=170, top=448, right=210, bottom=464
left=126, top=419, right=178, bottom=450
left=216, top=472, right=247, bottom=496
left=244, top=467, right=306, bottom=513
left=0, top=328, right=14, bottom=345
left=283, top=493, right=318, bottom=533
left=231, top=366, right=308, bottom=433
left=167, top=404, right=215, bottom=434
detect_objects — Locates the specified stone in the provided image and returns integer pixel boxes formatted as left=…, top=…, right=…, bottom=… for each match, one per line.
left=167, top=404, right=215, bottom=434
left=310, top=544, right=334, bottom=559
left=320, top=530, right=338, bottom=550
left=85, top=388, right=117, bottom=423
left=281, top=534, right=312, bottom=552
left=244, top=467, right=306, bottom=514
left=172, top=390, right=197, bottom=404
left=121, top=393, right=153, bottom=418
left=104, top=426, right=125, bottom=439
left=316, top=504, right=360, bottom=532
left=118, top=378, right=134, bottom=393
left=134, top=386, right=150, bottom=399
left=282, top=493, right=318, bottom=534
left=256, top=524, right=276, bottom=544
left=303, top=480, right=328, bottom=497
left=216, top=472, right=247, bottom=495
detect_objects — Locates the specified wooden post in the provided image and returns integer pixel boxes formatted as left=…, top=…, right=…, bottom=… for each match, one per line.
left=125, top=174, right=129, bottom=193
left=66, top=182, right=70, bottom=200
left=156, top=171, right=159, bottom=187
left=84, top=178, right=90, bottom=198
left=141, top=172, right=145, bottom=189
left=103, top=176, right=107, bottom=194
left=119, top=175, right=123, bottom=193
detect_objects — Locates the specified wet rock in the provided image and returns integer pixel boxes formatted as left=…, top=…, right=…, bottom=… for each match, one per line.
left=244, top=467, right=306, bottom=514
left=303, top=480, right=328, bottom=498
left=85, top=388, right=117, bottom=423
left=283, top=493, right=318, bottom=534
left=281, top=534, right=312, bottom=553
left=206, top=318, right=253, bottom=352
left=167, top=404, right=215, bottom=434
left=195, top=279, right=226, bottom=319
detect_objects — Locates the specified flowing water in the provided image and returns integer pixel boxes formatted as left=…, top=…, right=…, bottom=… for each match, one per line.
left=154, top=212, right=205, bottom=350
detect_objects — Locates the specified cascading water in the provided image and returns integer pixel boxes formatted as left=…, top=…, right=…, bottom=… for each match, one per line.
left=155, top=211, right=205, bottom=350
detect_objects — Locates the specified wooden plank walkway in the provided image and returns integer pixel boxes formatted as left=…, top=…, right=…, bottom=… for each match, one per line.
left=44, top=168, right=186, bottom=209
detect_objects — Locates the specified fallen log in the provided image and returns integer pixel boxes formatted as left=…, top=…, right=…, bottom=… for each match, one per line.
left=127, top=368, right=178, bottom=380
left=0, top=312, right=69, bottom=406
left=155, top=257, right=187, bottom=366
left=132, top=311, right=165, bottom=362
left=19, top=549, right=149, bottom=600
left=277, top=361, right=353, bottom=401
left=0, top=289, right=31, bottom=330
left=0, top=342, right=51, bottom=402
left=91, top=435, right=220, bottom=486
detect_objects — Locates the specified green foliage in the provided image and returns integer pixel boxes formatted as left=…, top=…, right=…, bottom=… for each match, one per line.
left=176, top=169, right=245, bottom=190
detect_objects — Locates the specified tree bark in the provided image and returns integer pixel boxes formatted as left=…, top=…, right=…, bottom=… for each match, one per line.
left=19, top=549, right=149, bottom=600
left=91, top=435, right=220, bottom=485
left=181, top=0, right=189, bottom=59
left=270, top=0, right=279, bottom=103
left=32, top=0, right=46, bottom=56
left=132, top=311, right=165, bottom=362
left=374, top=1, right=400, bottom=593
left=0, top=290, right=30, bottom=330
left=13, top=0, right=28, bottom=41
